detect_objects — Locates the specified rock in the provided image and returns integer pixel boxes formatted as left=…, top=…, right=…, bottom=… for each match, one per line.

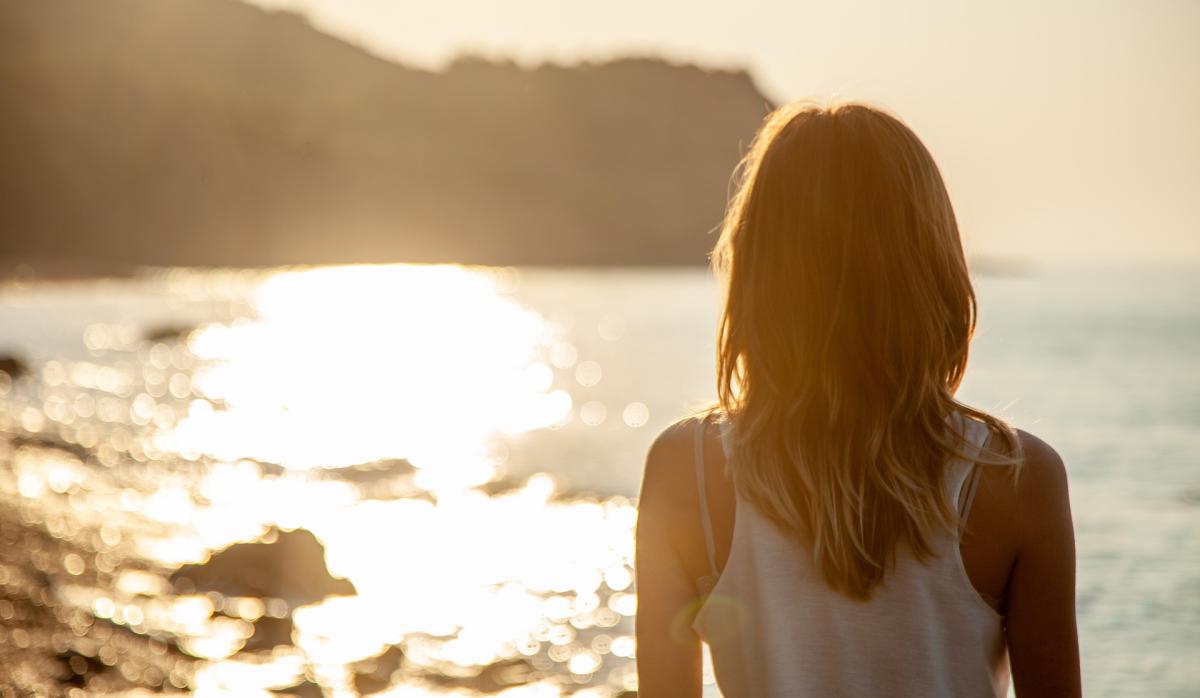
left=55, top=649, right=109, bottom=687
left=477, top=476, right=527, bottom=497
left=143, top=324, right=195, bottom=343
left=351, top=645, right=404, bottom=695
left=276, top=679, right=324, bottom=698
left=251, top=459, right=287, bottom=477
left=242, top=615, right=294, bottom=652
left=169, top=528, right=355, bottom=607
left=424, top=657, right=535, bottom=693
left=322, top=459, right=414, bottom=484
left=10, top=434, right=93, bottom=463
left=0, top=354, right=28, bottom=380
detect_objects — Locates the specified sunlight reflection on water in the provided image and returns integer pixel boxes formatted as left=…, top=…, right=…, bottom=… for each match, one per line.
left=162, top=265, right=570, bottom=474
left=0, top=264, right=641, bottom=696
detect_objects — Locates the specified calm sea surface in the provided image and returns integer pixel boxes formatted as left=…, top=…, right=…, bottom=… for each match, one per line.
left=0, top=264, right=1195, bottom=696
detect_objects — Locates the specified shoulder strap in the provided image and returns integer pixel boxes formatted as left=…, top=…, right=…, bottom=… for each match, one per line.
left=955, top=422, right=991, bottom=538
left=956, top=464, right=982, bottom=536
left=694, top=414, right=720, bottom=578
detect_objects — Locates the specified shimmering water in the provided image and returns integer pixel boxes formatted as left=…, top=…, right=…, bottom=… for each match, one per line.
left=0, top=264, right=1195, bottom=696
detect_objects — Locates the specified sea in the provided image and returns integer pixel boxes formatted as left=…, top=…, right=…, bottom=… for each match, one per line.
left=0, top=263, right=1195, bottom=696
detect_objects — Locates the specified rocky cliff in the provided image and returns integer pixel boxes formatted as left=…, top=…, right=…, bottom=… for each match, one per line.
left=0, top=0, right=775, bottom=269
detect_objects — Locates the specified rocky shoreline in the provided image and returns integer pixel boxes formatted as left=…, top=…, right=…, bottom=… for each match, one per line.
left=0, top=343, right=640, bottom=695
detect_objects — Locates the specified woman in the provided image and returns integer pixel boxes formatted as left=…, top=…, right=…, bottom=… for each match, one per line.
left=635, top=102, right=1080, bottom=697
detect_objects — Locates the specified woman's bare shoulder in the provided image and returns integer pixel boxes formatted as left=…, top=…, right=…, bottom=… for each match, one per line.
left=1013, top=429, right=1071, bottom=515
left=639, top=415, right=704, bottom=511
left=1014, top=428, right=1066, bottom=471
left=1011, top=430, right=1073, bottom=548
left=976, top=427, right=1072, bottom=549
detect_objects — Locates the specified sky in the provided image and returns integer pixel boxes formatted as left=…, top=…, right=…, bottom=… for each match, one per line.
left=246, top=0, right=1199, bottom=266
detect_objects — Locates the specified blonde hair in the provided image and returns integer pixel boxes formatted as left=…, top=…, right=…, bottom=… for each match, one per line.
left=705, top=101, right=1021, bottom=600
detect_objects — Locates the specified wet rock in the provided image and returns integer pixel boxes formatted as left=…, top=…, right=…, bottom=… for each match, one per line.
left=252, top=460, right=287, bottom=477
left=169, top=528, right=355, bottom=607
left=242, top=615, right=294, bottom=652
left=477, top=476, right=527, bottom=497
left=276, top=679, right=324, bottom=698
left=425, top=657, right=535, bottom=693
left=322, top=459, right=414, bottom=484
left=481, top=658, right=536, bottom=690
left=0, top=354, right=28, bottom=379
left=322, top=460, right=424, bottom=501
left=143, top=324, right=195, bottom=343
left=350, top=645, right=404, bottom=695
left=10, top=434, right=93, bottom=464
left=55, top=649, right=108, bottom=687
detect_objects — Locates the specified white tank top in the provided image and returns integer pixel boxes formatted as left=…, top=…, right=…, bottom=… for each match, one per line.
left=691, top=411, right=1011, bottom=697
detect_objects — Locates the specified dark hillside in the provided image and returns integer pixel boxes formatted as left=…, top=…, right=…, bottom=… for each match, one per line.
left=0, top=0, right=775, bottom=269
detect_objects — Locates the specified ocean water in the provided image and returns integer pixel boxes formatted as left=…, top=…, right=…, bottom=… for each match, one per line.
left=0, top=264, right=1195, bottom=696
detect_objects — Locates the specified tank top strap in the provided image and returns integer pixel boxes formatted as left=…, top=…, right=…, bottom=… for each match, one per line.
left=694, top=414, right=721, bottom=580
left=957, top=464, right=983, bottom=532
left=949, top=415, right=991, bottom=538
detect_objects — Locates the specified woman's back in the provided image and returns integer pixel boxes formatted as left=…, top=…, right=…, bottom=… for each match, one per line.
left=633, top=101, right=1079, bottom=697
left=691, top=410, right=1008, bottom=697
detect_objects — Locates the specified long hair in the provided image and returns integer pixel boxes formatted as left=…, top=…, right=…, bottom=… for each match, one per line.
left=705, top=101, right=1022, bottom=600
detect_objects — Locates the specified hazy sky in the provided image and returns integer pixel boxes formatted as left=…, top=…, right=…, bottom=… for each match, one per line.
left=247, top=0, right=1199, bottom=265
